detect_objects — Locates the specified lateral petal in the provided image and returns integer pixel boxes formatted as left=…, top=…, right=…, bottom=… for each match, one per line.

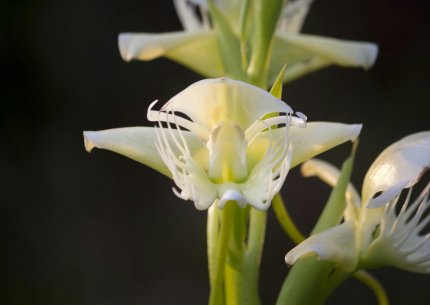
left=83, top=127, right=208, bottom=178
left=118, top=31, right=224, bottom=78
left=270, top=33, right=378, bottom=83
left=246, top=122, right=361, bottom=170
left=289, top=122, right=362, bottom=167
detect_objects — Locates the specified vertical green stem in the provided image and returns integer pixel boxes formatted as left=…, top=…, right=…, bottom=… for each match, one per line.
left=239, top=0, right=251, bottom=72
left=223, top=207, right=266, bottom=305
left=248, top=0, right=284, bottom=87
left=209, top=202, right=235, bottom=305
left=242, top=208, right=267, bottom=305
left=208, top=204, right=220, bottom=286
left=224, top=262, right=243, bottom=305
left=224, top=204, right=247, bottom=305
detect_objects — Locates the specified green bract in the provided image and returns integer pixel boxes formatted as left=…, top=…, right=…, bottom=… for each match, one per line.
left=286, top=131, right=430, bottom=273
left=118, top=0, right=378, bottom=84
left=84, top=78, right=361, bottom=211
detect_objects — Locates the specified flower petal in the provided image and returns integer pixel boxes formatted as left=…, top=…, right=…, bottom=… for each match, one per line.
left=161, top=78, right=293, bottom=130
left=285, top=221, right=358, bottom=271
left=118, top=31, right=224, bottom=78
left=83, top=127, right=208, bottom=178
left=289, top=122, right=362, bottom=167
left=301, top=159, right=361, bottom=220
left=246, top=122, right=361, bottom=170
left=269, top=33, right=378, bottom=83
left=363, top=131, right=430, bottom=206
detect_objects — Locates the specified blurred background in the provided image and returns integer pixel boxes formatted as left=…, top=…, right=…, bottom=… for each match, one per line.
left=1, top=0, right=429, bottom=304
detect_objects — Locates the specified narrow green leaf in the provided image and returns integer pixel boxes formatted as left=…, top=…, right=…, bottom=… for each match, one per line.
left=312, top=141, right=358, bottom=234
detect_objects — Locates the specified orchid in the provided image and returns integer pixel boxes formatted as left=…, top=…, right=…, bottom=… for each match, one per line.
left=286, top=131, right=430, bottom=273
left=118, top=0, right=378, bottom=84
left=84, top=78, right=361, bottom=211
left=76, top=0, right=430, bottom=303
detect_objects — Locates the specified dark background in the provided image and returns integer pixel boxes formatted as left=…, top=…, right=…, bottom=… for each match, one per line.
left=2, top=0, right=429, bottom=304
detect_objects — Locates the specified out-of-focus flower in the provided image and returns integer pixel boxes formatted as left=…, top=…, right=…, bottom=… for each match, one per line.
left=286, top=132, right=430, bottom=273
left=84, top=78, right=361, bottom=210
left=118, top=0, right=378, bottom=84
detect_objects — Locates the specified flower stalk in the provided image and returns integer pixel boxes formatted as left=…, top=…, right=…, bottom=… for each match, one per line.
left=272, top=193, right=305, bottom=244
left=209, top=201, right=235, bottom=305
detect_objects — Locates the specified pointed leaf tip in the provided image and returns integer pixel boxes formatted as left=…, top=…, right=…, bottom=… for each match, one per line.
left=269, top=64, right=287, bottom=98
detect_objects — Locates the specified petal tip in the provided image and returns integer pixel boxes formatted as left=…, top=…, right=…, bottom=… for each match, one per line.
left=350, top=124, right=363, bottom=141
left=83, top=131, right=95, bottom=152
left=365, top=43, right=379, bottom=69
left=364, top=43, right=378, bottom=70
left=285, top=248, right=314, bottom=266
left=285, top=252, right=298, bottom=266
left=118, top=33, right=133, bottom=62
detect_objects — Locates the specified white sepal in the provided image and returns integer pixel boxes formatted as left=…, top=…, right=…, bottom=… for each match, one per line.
left=286, top=222, right=358, bottom=272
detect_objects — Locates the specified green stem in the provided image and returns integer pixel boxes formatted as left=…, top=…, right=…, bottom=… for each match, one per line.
left=208, top=204, right=220, bottom=286
left=223, top=208, right=266, bottom=305
left=218, top=204, right=267, bottom=305
left=353, top=271, right=389, bottom=305
left=242, top=208, right=266, bottom=305
left=209, top=202, right=235, bottom=305
left=239, top=0, right=251, bottom=72
left=208, top=0, right=245, bottom=80
left=272, top=193, right=305, bottom=244
left=248, top=0, right=284, bottom=87
left=224, top=205, right=247, bottom=305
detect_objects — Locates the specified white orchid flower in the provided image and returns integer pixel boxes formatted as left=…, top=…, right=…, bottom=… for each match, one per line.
left=286, top=131, right=430, bottom=273
left=119, top=0, right=378, bottom=84
left=84, top=78, right=361, bottom=211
